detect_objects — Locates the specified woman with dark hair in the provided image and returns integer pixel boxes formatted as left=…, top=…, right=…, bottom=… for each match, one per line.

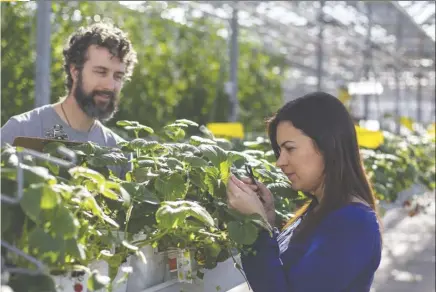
left=226, top=92, right=382, bottom=292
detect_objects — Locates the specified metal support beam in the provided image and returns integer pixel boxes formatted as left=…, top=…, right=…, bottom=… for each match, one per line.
left=228, top=3, right=239, bottom=122
left=316, top=0, right=325, bottom=92
left=389, top=1, right=432, bottom=42
left=35, top=0, right=52, bottom=108
left=432, top=87, right=436, bottom=124
left=416, top=37, right=424, bottom=124
left=394, top=11, right=403, bottom=134
left=363, top=3, right=373, bottom=121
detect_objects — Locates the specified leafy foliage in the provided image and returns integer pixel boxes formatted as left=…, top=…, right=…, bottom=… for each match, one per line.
left=1, top=1, right=285, bottom=133
left=1, top=120, right=294, bottom=291
left=1, top=119, right=435, bottom=291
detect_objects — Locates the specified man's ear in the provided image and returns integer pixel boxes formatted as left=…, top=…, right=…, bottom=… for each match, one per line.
left=70, top=64, right=79, bottom=82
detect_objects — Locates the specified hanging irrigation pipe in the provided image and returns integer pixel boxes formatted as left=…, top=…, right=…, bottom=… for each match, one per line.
left=1, top=145, right=77, bottom=205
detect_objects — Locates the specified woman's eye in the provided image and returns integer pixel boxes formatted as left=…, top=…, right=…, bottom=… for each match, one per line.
left=285, top=147, right=295, bottom=152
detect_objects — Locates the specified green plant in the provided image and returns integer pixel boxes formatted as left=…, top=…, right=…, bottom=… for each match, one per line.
left=2, top=120, right=434, bottom=292
left=1, top=120, right=297, bottom=292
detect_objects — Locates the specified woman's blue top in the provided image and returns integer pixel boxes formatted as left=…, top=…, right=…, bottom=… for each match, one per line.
left=240, top=202, right=382, bottom=292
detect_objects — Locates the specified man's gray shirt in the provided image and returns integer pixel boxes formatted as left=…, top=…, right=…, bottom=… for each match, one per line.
left=1, top=104, right=130, bottom=177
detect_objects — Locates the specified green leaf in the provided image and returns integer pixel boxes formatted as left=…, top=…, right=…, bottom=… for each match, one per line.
left=66, top=239, right=86, bottom=261
left=87, top=270, right=110, bottom=291
left=83, top=196, right=104, bottom=217
left=227, top=151, right=251, bottom=164
left=198, top=145, right=227, bottom=167
left=183, top=156, right=209, bottom=168
left=164, top=125, right=185, bottom=141
left=154, top=173, right=188, bottom=201
left=22, top=165, right=57, bottom=185
left=70, top=142, right=99, bottom=155
left=40, top=185, right=59, bottom=210
left=1, top=205, right=13, bottom=234
left=189, top=136, right=217, bottom=146
left=214, top=138, right=233, bottom=150
left=166, top=157, right=184, bottom=169
left=227, top=221, right=258, bottom=245
left=189, top=171, right=206, bottom=189
left=137, top=159, right=163, bottom=168
left=122, top=182, right=159, bottom=205
left=175, top=119, right=199, bottom=127
left=51, top=205, right=78, bottom=239
left=28, top=228, right=61, bottom=254
left=130, top=139, right=162, bottom=151
left=166, top=143, right=200, bottom=154
left=42, top=141, right=66, bottom=156
left=122, top=240, right=139, bottom=251
left=101, top=184, right=119, bottom=200
left=207, top=241, right=222, bottom=259
left=267, top=181, right=294, bottom=197
left=156, top=201, right=215, bottom=229
left=20, top=184, right=43, bottom=222
left=118, top=120, right=154, bottom=134
left=69, top=166, right=105, bottom=186
left=167, top=122, right=189, bottom=128
left=116, top=120, right=132, bottom=127
left=88, top=152, right=128, bottom=167
left=204, top=167, right=220, bottom=195
left=8, top=274, right=56, bottom=292
left=119, top=185, right=132, bottom=206
left=220, top=160, right=231, bottom=186
left=246, top=213, right=273, bottom=234
left=103, top=215, right=120, bottom=228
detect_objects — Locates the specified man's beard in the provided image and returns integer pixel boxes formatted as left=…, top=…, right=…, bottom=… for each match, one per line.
left=74, top=73, right=119, bottom=122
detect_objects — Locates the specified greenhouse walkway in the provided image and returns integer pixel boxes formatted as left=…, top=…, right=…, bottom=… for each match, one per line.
left=371, top=191, right=435, bottom=292
left=228, top=189, right=435, bottom=292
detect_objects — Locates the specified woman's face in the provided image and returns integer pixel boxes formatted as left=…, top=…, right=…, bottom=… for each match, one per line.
left=275, top=121, right=325, bottom=195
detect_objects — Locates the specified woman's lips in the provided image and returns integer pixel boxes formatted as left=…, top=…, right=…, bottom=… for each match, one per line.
left=286, top=173, right=296, bottom=180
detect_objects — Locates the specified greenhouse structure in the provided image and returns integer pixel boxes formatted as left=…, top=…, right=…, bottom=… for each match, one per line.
left=1, top=1, right=435, bottom=292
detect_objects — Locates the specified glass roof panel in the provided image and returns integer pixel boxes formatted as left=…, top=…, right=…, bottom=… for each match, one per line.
left=118, top=0, right=433, bottom=88
left=398, top=1, right=436, bottom=40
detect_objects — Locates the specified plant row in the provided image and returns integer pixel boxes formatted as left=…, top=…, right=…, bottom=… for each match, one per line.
left=1, top=120, right=434, bottom=292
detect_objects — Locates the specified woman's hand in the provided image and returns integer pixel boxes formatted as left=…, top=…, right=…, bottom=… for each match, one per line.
left=226, top=175, right=275, bottom=225
left=239, top=177, right=276, bottom=226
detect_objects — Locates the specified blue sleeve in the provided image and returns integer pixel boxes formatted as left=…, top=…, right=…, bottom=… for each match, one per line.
left=241, top=210, right=379, bottom=292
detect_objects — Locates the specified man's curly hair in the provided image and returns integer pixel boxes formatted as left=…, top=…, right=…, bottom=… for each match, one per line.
left=63, top=22, right=138, bottom=92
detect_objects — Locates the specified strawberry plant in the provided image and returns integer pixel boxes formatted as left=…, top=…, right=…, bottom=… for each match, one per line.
left=1, top=119, right=298, bottom=292
left=1, top=119, right=434, bottom=292
left=362, top=130, right=435, bottom=202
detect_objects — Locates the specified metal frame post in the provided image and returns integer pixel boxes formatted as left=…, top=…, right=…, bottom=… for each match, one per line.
left=316, top=0, right=325, bottom=92
left=35, top=0, right=52, bottom=108
left=228, top=3, right=239, bottom=122
left=363, top=3, right=373, bottom=121
left=416, top=37, right=424, bottom=124
left=394, top=11, right=403, bottom=134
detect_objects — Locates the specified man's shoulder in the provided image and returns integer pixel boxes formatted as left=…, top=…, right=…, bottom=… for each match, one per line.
left=9, top=104, right=54, bottom=124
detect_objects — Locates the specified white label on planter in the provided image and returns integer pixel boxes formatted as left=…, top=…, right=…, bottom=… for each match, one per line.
left=176, top=249, right=193, bottom=283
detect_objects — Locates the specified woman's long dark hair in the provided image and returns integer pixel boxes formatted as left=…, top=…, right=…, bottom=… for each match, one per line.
left=267, top=92, right=382, bottom=242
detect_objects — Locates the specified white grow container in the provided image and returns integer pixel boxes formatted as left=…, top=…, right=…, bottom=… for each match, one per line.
left=52, top=259, right=131, bottom=292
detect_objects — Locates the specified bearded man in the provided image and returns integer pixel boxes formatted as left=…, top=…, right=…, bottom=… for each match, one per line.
left=1, top=22, right=137, bottom=177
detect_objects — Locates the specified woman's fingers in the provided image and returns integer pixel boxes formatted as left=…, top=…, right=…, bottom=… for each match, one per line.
left=240, top=177, right=259, bottom=191
left=227, top=177, right=241, bottom=198
left=230, top=175, right=257, bottom=195
left=240, top=177, right=253, bottom=184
